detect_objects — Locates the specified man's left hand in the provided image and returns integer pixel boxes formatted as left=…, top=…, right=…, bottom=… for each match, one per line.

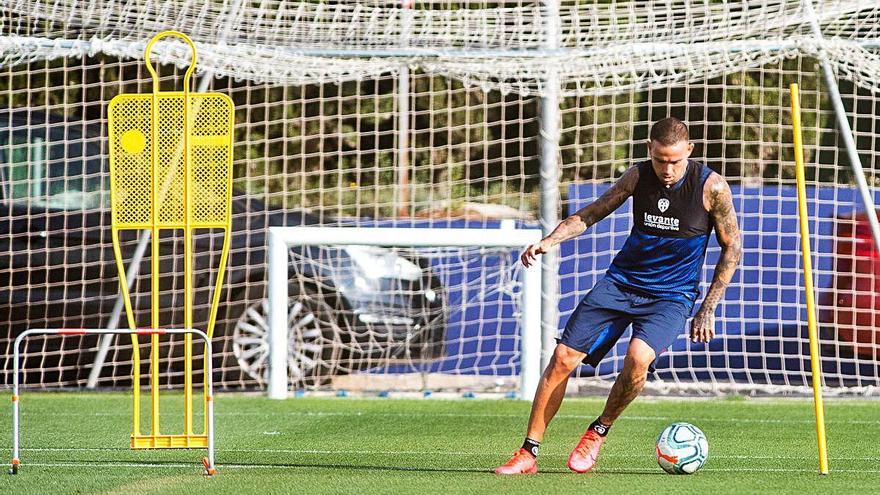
left=690, top=308, right=716, bottom=343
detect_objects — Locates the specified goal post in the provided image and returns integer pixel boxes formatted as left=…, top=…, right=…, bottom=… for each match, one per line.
left=266, top=226, right=543, bottom=400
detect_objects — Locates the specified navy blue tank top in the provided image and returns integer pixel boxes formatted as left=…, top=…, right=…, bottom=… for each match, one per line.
left=605, top=159, right=713, bottom=304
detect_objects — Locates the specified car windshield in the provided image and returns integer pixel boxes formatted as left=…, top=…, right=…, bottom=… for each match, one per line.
left=0, top=122, right=107, bottom=211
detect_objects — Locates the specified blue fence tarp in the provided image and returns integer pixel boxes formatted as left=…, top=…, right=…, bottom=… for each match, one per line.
left=356, top=184, right=879, bottom=385
left=566, top=183, right=878, bottom=385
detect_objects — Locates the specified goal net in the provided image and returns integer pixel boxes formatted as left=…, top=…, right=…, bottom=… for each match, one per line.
left=261, top=226, right=541, bottom=397
left=2, top=1, right=880, bottom=396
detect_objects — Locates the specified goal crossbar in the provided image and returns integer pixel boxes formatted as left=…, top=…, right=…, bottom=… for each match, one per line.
left=266, top=226, right=543, bottom=400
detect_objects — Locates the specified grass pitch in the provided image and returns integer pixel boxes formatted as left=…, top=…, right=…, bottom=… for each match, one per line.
left=1, top=392, right=878, bottom=494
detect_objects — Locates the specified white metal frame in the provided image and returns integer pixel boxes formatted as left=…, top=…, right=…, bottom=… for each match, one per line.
left=266, top=226, right=543, bottom=400
left=9, top=328, right=216, bottom=476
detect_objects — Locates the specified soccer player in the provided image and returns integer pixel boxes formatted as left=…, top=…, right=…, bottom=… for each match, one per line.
left=495, top=117, right=742, bottom=474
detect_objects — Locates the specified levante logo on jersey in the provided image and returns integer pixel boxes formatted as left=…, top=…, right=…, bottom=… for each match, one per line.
left=644, top=198, right=680, bottom=231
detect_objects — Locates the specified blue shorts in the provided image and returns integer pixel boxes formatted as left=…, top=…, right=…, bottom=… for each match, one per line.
left=558, top=277, right=693, bottom=370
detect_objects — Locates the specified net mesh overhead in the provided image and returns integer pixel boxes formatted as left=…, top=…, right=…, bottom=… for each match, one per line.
left=2, top=1, right=879, bottom=95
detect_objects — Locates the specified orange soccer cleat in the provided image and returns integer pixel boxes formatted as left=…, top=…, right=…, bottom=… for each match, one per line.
left=494, top=448, right=538, bottom=475
left=567, top=429, right=606, bottom=473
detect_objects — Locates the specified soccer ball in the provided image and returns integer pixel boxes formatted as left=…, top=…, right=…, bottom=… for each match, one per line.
left=655, top=422, right=709, bottom=474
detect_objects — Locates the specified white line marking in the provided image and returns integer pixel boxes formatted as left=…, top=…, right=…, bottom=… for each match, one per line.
left=15, top=447, right=879, bottom=462
left=5, top=410, right=880, bottom=425
left=11, top=462, right=880, bottom=474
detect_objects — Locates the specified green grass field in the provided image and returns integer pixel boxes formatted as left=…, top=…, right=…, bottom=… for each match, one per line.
left=0, top=392, right=878, bottom=494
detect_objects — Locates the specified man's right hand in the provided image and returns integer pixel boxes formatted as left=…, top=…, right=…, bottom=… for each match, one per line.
left=520, top=239, right=552, bottom=268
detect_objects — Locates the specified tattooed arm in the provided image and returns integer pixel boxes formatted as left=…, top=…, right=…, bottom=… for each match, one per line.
left=691, top=173, right=743, bottom=343
left=520, top=166, right=640, bottom=268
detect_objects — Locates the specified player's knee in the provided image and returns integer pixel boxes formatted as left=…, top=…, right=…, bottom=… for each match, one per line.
left=623, top=354, right=651, bottom=376
left=624, top=341, right=655, bottom=374
left=550, top=344, right=584, bottom=374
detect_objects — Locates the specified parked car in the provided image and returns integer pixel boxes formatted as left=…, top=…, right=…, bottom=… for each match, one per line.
left=0, top=109, right=446, bottom=388
left=818, top=210, right=880, bottom=360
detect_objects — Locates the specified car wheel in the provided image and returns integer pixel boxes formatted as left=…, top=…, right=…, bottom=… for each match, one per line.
left=232, top=284, right=342, bottom=389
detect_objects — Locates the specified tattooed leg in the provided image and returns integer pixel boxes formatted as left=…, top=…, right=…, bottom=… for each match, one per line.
left=598, top=338, right=655, bottom=426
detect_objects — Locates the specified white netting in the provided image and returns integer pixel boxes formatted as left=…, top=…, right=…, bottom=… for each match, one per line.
left=1, top=1, right=878, bottom=95
left=1, top=1, right=880, bottom=395
left=558, top=65, right=880, bottom=396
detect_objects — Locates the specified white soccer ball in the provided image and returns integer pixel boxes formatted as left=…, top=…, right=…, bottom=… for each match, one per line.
left=655, top=422, right=709, bottom=474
